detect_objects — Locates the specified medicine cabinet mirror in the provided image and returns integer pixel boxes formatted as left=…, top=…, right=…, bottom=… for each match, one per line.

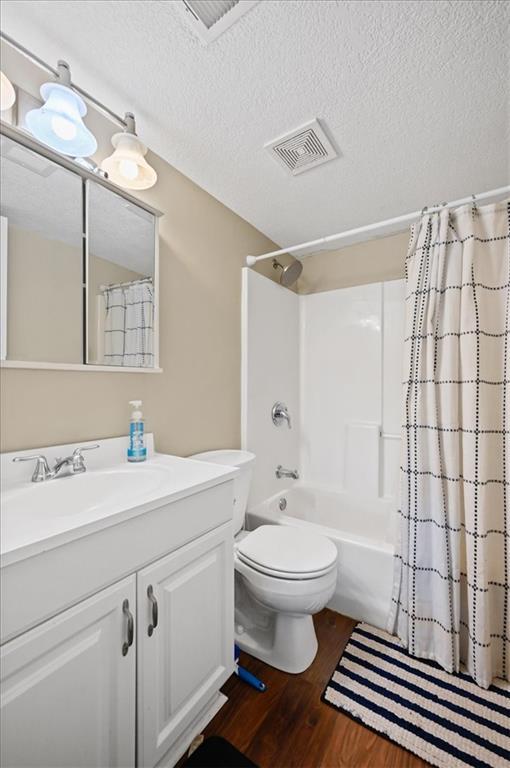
left=0, top=127, right=161, bottom=370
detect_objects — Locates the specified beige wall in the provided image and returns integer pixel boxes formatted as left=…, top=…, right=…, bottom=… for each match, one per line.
left=297, top=232, right=408, bottom=294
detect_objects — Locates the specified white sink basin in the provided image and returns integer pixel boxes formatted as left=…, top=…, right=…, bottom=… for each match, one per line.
left=3, top=465, right=170, bottom=519
left=1, top=441, right=238, bottom=566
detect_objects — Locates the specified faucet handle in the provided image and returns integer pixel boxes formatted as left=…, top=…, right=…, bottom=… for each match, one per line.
left=13, top=454, right=52, bottom=483
left=72, top=444, right=100, bottom=472
left=72, top=444, right=100, bottom=458
left=272, top=402, right=292, bottom=429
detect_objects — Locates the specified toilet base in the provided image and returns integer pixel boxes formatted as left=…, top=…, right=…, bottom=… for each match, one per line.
left=235, top=612, right=319, bottom=674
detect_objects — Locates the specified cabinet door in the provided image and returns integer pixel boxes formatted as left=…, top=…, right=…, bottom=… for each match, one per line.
left=1, top=576, right=136, bottom=768
left=137, top=524, right=233, bottom=767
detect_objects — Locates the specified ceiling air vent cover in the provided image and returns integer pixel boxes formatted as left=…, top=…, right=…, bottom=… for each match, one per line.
left=181, top=1, right=259, bottom=44
left=265, top=119, right=338, bottom=176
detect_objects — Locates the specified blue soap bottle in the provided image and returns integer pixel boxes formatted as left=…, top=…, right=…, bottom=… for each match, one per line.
left=127, top=400, right=147, bottom=462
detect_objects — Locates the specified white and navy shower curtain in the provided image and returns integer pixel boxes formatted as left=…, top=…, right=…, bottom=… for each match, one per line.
left=103, top=280, right=154, bottom=367
left=388, top=199, right=510, bottom=688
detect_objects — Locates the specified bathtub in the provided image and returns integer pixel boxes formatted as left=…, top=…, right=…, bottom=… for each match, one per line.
left=246, top=485, right=396, bottom=629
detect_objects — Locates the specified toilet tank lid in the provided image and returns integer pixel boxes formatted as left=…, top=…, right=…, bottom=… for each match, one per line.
left=189, top=449, right=256, bottom=469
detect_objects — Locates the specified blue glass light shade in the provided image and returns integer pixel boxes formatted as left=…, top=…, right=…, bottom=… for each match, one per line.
left=25, top=82, right=97, bottom=157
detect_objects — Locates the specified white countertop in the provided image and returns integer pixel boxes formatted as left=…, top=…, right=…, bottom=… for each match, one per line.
left=1, top=436, right=238, bottom=568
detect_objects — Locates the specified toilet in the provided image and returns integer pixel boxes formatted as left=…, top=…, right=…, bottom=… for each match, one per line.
left=190, top=450, right=338, bottom=673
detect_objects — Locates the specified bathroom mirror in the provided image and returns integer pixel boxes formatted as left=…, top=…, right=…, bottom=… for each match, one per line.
left=0, top=127, right=161, bottom=370
left=0, top=134, right=83, bottom=363
left=86, top=181, right=156, bottom=367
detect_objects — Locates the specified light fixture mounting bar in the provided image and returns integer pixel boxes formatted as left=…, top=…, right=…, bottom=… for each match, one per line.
left=0, top=31, right=127, bottom=129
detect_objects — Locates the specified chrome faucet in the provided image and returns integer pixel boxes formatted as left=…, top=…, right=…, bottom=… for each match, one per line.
left=272, top=402, right=292, bottom=429
left=13, top=444, right=100, bottom=483
left=275, top=465, right=299, bottom=480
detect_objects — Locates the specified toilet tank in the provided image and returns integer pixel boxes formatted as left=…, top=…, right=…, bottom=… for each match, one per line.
left=189, top=449, right=255, bottom=535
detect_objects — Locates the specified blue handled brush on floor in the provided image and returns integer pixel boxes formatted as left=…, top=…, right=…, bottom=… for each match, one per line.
left=234, top=645, right=266, bottom=692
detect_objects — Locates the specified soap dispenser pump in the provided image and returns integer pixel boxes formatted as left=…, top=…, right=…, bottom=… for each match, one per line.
left=128, top=400, right=147, bottom=462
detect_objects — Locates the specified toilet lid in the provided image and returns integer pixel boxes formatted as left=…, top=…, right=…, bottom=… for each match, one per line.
left=236, top=525, right=337, bottom=577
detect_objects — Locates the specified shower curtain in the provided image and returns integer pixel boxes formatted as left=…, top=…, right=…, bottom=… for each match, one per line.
left=103, top=280, right=154, bottom=367
left=388, top=199, right=509, bottom=688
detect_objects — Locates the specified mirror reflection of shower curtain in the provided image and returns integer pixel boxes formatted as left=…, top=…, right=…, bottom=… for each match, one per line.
left=103, top=280, right=154, bottom=367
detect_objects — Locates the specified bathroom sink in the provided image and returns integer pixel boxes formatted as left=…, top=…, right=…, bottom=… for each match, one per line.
left=3, top=464, right=170, bottom=520
left=1, top=443, right=238, bottom=566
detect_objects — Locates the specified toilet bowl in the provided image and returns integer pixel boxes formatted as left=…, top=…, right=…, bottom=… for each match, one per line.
left=190, top=450, right=338, bottom=673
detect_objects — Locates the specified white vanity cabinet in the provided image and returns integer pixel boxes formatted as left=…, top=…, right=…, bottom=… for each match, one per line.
left=0, top=576, right=137, bottom=768
left=0, top=436, right=237, bottom=768
left=137, top=525, right=233, bottom=767
left=1, top=441, right=237, bottom=768
left=0, top=523, right=233, bottom=768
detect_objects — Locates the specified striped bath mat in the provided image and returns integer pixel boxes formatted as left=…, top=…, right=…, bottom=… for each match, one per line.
left=322, top=623, right=510, bottom=768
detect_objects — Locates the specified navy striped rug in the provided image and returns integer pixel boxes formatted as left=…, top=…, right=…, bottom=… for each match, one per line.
left=322, top=623, right=510, bottom=768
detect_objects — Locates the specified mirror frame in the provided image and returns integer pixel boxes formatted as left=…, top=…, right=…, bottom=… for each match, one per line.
left=0, top=120, right=163, bottom=373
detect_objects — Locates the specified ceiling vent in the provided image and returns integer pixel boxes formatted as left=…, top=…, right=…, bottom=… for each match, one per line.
left=265, top=119, right=338, bottom=176
left=180, top=1, right=259, bottom=44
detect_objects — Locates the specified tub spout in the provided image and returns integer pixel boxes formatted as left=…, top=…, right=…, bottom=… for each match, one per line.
left=276, top=465, right=299, bottom=480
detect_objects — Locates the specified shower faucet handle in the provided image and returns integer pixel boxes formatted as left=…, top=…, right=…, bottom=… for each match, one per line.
left=272, top=402, right=292, bottom=429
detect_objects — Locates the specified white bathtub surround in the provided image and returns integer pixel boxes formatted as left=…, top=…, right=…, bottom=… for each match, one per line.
left=242, top=269, right=405, bottom=627
left=242, top=270, right=405, bottom=505
left=388, top=199, right=510, bottom=689
left=301, top=283, right=382, bottom=491
left=300, top=280, right=405, bottom=498
left=248, top=486, right=395, bottom=629
left=241, top=269, right=300, bottom=506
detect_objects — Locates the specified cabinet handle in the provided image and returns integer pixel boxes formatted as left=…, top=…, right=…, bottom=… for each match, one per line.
left=147, top=585, right=158, bottom=637
left=122, top=599, right=134, bottom=656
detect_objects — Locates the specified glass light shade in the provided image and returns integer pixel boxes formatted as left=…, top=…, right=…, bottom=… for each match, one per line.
left=25, top=82, right=97, bottom=157
left=101, top=132, right=157, bottom=190
left=0, top=71, right=16, bottom=111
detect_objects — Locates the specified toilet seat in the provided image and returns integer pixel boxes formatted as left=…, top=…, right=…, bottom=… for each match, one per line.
left=235, top=551, right=336, bottom=580
left=235, top=525, right=337, bottom=581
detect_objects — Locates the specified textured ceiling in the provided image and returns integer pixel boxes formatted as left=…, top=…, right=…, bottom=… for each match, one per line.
left=1, top=0, right=509, bottom=249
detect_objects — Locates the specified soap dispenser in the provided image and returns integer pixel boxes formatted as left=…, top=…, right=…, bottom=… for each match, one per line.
left=127, top=400, right=147, bottom=462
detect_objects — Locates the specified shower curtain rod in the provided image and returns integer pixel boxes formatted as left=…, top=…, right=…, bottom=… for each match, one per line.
left=245, top=185, right=510, bottom=266
left=99, top=277, right=152, bottom=291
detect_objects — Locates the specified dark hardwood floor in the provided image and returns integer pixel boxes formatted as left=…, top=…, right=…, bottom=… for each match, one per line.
left=202, top=609, right=429, bottom=768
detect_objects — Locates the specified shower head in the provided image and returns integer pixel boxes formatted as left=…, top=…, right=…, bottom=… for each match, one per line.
left=272, top=258, right=303, bottom=287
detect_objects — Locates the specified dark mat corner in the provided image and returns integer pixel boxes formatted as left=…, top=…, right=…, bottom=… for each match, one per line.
left=183, top=736, right=258, bottom=768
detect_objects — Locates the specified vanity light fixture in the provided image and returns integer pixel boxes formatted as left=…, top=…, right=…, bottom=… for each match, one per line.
left=25, top=60, right=97, bottom=157
left=101, top=112, right=157, bottom=190
left=0, top=71, right=16, bottom=111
